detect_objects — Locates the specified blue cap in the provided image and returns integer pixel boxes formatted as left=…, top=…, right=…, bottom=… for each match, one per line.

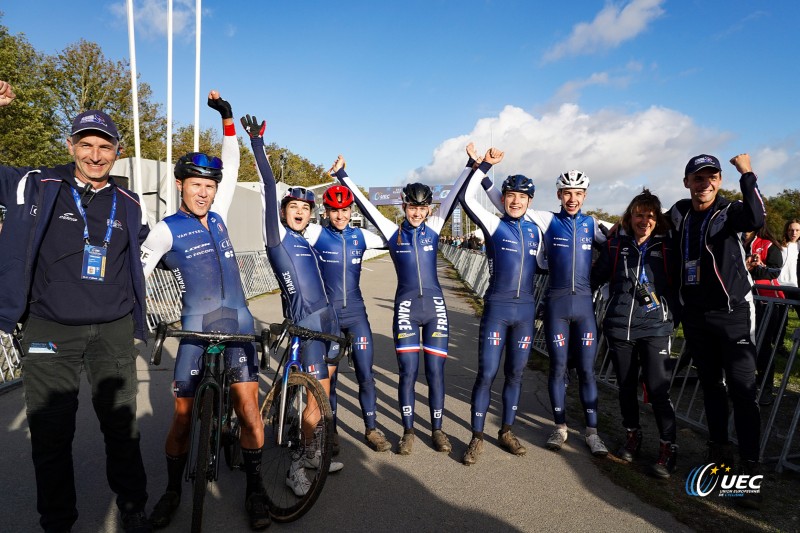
left=685, top=154, right=721, bottom=176
left=71, top=110, right=120, bottom=140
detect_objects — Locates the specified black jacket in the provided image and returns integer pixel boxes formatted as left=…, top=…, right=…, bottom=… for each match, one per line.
left=669, top=172, right=766, bottom=312
left=592, top=231, right=677, bottom=340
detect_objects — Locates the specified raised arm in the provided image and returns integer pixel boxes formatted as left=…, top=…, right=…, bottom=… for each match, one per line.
left=727, top=154, right=766, bottom=233
left=140, top=221, right=173, bottom=278
left=457, top=145, right=504, bottom=236
left=241, top=114, right=284, bottom=248
left=330, top=156, right=397, bottom=239
left=207, top=91, right=238, bottom=222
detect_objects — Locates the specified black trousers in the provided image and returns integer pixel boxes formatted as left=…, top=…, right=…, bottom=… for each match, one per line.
left=682, top=303, right=761, bottom=461
left=22, top=314, right=148, bottom=532
left=607, top=335, right=677, bottom=443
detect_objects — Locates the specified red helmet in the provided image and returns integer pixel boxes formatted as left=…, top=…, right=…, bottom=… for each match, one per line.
left=323, top=185, right=354, bottom=209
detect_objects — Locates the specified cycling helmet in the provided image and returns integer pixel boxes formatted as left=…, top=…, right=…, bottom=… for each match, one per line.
left=323, top=185, right=354, bottom=209
left=174, top=152, right=223, bottom=182
left=401, top=183, right=433, bottom=206
left=281, top=186, right=315, bottom=209
left=556, top=169, right=590, bottom=190
left=501, top=174, right=536, bottom=197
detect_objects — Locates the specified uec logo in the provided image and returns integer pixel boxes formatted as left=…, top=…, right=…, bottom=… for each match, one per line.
left=685, top=463, right=719, bottom=497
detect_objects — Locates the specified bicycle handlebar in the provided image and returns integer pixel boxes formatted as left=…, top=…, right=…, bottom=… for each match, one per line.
left=150, top=321, right=271, bottom=366
left=268, top=319, right=354, bottom=365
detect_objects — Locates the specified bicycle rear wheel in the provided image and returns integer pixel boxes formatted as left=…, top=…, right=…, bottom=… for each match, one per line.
left=260, top=372, right=333, bottom=522
left=191, top=389, right=215, bottom=533
left=222, top=375, right=242, bottom=470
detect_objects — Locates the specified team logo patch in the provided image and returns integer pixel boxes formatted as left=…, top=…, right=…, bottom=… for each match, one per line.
left=582, top=332, right=594, bottom=346
left=552, top=333, right=565, bottom=347
left=487, top=331, right=501, bottom=346
left=518, top=336, right=531, bottom=349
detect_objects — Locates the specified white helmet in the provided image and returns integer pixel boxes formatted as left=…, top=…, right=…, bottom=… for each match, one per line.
left=556, top=169, right=590, bottom=190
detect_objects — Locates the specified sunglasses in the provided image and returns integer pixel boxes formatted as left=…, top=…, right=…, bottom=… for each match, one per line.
left=286, top=187, right=315, bottom=203
left=188, top=152, right=223, bottom=169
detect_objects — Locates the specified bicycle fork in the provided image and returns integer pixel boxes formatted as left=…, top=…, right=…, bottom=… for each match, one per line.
left=277, top=336, right=304, bottom=447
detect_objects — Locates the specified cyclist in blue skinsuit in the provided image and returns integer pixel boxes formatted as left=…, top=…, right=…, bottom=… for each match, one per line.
left=483, top=169, right=609, bottom=457
left=458, top=147, right=544, bottom=465
left=338, top=143, right=498, bottom=455
left=141, top=92, right=269, bottom=530
left=304, top=159, right=391, bottom=453
left=241, top=114, right=344, bottom=498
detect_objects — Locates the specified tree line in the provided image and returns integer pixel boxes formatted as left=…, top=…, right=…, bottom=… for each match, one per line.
left=0, top=15, right=796, bottom=232
left=0, top=15, right=326, bottom=186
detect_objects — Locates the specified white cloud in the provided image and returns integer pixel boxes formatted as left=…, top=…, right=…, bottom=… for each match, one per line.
left=408, top=103, right=741, bottom=215
left=543, top=0, right=666, bottom=62
left=110, top=0, right=196, bottom=39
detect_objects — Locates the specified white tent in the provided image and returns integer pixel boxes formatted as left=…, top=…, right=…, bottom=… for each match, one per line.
left=112, top=157, right=267, bottom=253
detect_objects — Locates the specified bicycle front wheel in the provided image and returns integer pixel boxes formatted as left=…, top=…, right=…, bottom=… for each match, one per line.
left=191, top=389, right=215, bottom=533
left=260, top=372, right=333, bottom=522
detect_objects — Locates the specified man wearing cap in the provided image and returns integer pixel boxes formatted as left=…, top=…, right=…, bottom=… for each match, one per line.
left=668, top=153, right=766, bottom=509
left=0, top=80, right=151, bottom=532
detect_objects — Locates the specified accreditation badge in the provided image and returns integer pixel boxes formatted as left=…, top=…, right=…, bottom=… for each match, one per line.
left=82, top=244, right=107, bottom=281
left=684, top=259, right=700, bottom=285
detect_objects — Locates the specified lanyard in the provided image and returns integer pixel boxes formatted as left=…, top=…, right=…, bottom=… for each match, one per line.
left=683, top=209, right=712, bottom=262
left=71, top=187, right=117, bottom=247
left=637, top=241, right=650, bottom=284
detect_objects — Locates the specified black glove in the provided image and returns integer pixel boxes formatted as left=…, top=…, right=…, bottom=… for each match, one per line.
left=240, top=114, right=266, bottom=138
left=207, top=96, right=233, bottom=119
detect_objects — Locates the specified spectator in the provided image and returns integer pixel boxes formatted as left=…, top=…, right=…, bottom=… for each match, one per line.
left=0, top=80, right=151, bottom=532
left=744, top=225, right=783, bottom=406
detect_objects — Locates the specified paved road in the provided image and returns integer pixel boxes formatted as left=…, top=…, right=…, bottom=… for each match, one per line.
left=0, top=256, right=690, bottom=532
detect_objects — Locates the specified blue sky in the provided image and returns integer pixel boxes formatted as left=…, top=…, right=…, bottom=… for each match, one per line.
left=2, top=0, right=799, bottom=213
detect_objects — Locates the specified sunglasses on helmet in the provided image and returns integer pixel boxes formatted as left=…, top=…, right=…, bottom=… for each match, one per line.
left=189, top=153, right=223, bottom=170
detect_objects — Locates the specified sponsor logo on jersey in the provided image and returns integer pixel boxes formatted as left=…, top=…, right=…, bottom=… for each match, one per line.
left=552, top=333, right=565, bottom=347
left=109, top=219, right=123, bottom=230
left=219, top=238, right=232, bottom=249
left=432, top=331, right=448, bottom=338
left=488, top=331, right=501, bottom=346
left=397, top=332, right=416, bottom=339
left=59, top=212, right=79, bottom=222
left=355, top=336, right=369, bottom=349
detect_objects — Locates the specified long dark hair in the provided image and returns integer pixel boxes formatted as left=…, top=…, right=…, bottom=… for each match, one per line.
left=782, top=218, right=800, bottom=246
left=620, top=188, right=669, bottom=236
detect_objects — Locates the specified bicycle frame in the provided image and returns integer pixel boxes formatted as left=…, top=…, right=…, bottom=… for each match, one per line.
left=186, top=342, right=229, bottom=483
left=276, top=335, right=304, bottom=447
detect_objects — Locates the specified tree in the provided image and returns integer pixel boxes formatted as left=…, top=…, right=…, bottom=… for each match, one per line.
left=586, top=208, right=620, bottom=224
left=0, top=18, right=64, bottom=166
left=44, top=39, right=166, bottom=160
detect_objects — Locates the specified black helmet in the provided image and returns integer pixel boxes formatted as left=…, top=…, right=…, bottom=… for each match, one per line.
left=402, top=183, right=433, bottom=206
left=501, top=174, right=536, bottom=197
left=174, top=152, right=223, bottom=182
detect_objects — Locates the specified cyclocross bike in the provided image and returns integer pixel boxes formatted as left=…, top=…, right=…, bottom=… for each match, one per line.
left=151, top=322, right=270, bottom=533
left=259, top=319, right=352, bottom=522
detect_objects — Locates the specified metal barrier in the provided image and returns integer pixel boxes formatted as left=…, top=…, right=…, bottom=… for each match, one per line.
left=0, top=332, right=21, bottom=386
left=441, top=242, right=800, bottom=471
